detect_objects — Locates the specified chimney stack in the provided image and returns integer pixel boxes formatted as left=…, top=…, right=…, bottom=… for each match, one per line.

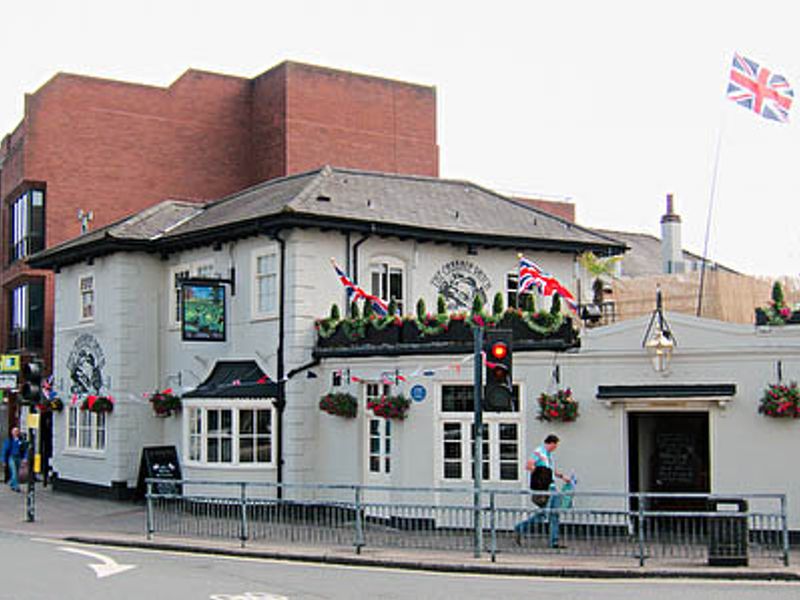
left=661, top=193, right=684, bottom=274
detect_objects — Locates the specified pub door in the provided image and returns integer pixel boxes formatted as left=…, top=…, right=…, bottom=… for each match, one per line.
left=628, top=411, right=710, bottom=512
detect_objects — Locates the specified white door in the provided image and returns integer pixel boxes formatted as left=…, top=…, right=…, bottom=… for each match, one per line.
left=363, top=383, right=393, bottom=515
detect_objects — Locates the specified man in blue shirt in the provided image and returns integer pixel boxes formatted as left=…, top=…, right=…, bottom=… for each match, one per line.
left=514, top=433, right=570, bottom=548
left=2, top=427, right=25, bottom=492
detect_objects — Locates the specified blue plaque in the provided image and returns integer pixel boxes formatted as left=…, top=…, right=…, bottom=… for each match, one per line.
left=410, top=384, right=427, bottom=402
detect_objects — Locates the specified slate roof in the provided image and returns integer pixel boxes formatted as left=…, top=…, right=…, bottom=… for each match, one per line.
left=30, top=166, right=626, bottom=269
left=595, top=229, right=738, bottom=277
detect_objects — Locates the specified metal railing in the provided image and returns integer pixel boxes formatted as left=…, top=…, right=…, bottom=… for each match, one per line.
left=145, top=480, right=789, bottom=566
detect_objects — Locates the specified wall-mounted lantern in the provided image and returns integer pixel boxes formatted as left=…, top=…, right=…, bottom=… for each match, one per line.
left=642, top=286, right=676, bottom=373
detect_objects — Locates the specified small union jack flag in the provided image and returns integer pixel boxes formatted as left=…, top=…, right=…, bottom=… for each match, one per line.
left=518, top=256, right=545, bottom=296
left=517, top=255, right=578, bottom=313
left=727, top=53, right=793, bottom=123
left=42, top=375, right=54, bottom=400
left=330, top=259, right=389, bottom=316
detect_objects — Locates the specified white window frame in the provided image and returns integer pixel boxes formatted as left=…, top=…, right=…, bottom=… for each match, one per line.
left=437, top=383, right=521, bottom=483
left=251, top=245, right=279, bottom=320
left=183, top=399, right=276, bottom=468
left=369, top=258, right=405, bottom=315
left=364, top=382, right=393, bottom=481
left=65, top=405, right=107, bottom=453
left=79, top=273, right=95, bottom=321
left=169, top=260, right=215, bottom=327
left=506, top=272, right=536, bottom=310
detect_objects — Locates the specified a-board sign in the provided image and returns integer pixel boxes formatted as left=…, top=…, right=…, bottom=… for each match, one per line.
left=137, top=445, right=182, bottom=496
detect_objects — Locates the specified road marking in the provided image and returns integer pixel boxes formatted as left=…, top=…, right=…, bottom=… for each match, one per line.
left=210, top=594, right=288, bottom=600
left=59, top=546, right=137, bottom=578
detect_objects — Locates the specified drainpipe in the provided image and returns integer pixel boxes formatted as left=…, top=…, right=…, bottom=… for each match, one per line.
left=352, top=233, right=371, bottom=285
left=271, top=230, right=286, bottom=499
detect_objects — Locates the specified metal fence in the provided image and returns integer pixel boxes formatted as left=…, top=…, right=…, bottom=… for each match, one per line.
left=145, top=480, right=789, bottom=566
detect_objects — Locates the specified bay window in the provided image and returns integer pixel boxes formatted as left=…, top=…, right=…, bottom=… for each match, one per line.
left=185, top=402, right=274, bottom=466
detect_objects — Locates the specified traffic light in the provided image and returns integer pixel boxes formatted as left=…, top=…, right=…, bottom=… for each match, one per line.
left=484, top=329, right=514, bottom=411
left=21, top=360, right=43, bottom=405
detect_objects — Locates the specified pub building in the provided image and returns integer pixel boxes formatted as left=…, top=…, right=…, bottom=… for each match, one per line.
left=28, top=166, right=800, bottom=536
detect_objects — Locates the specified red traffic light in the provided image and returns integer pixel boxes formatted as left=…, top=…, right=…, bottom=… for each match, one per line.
left=490, top=342, right=508, bottom=361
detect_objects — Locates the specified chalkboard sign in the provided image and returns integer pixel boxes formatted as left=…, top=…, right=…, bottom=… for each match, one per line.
left=137, top=445, right=182, bottom=497
left=653, top=432, right=698, bottom=489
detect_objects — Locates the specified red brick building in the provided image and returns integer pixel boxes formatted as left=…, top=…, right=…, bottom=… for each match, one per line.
left=0, top=61, right=439, bottom=384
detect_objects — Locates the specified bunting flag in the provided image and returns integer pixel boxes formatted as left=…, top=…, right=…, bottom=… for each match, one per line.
left=331, top=259, right=389, bottom=316
left=727, top=52, right=793, bottom=123
left=42, top=375, right=55, bottom=400
left=517, top=254, right=578, bottom=313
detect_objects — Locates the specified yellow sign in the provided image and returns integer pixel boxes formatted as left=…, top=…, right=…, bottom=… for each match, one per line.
left=26, top=413, right=40, bottom=429
left=0, top=354, right=20, bottom=372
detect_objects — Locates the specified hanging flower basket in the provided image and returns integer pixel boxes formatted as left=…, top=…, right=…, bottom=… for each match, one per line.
left=319, top=392, right=358, bottom=418
left=758, top=382, right=800, bottom=418
left=35, top=397, right=64, bottom=413
left=148, top=388, right=182, bottom=417
left=368, top=394, right=410, bottom=420
left=80, top=395, right=114, bottom=414
left=537, top=388, right=579, bottom=422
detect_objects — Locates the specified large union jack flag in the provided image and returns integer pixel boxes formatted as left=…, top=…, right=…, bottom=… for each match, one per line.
left=331, top=259, right=389, bottom=316
left=727, top=53, right=793, bottom=123
left=518, top=255, right=578, bottom=313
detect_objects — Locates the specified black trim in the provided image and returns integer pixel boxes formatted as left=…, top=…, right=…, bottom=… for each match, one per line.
left=29, top=212, right=627, bottom=271
left=53, top=476, right=135, bottom=501
left=596, top=384, right=737, bottom=399
left=314, top=338, right=580, bottom=359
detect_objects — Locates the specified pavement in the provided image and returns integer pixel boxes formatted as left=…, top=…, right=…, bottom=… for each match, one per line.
left=1, top=482, right=799, bottom=582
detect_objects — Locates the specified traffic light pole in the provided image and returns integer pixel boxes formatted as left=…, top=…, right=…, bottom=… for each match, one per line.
left=472, top=326, right=483, bottom=558
left=25, top=416, right=36, bottom=522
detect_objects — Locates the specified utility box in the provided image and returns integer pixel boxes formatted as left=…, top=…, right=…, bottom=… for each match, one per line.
left=708, top=498, right=748, bottom=566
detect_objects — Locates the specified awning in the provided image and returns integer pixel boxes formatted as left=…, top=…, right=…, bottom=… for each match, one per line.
left=182, top=360, right=279, bottom=399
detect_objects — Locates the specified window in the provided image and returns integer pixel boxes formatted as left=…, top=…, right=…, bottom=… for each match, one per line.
left=365, top=382, right=392, bottom=476
left=506, top=272, right=535, bottom=310
left=439, top=384, right=520, bottom=482
left=252, top=248, right=278, bottom=318
left=185, top=402, right=274, bottom=466
left=170, top=262, right=214, bottom=325
left=8, top=280, right=44, bottom=351
left=9, top=189, right=45, bottom=262
left=79, top=275, right=95, bottom=320
left=66, top=405, right=107, bottom=451
left=370, top=261, right=404, bottom=314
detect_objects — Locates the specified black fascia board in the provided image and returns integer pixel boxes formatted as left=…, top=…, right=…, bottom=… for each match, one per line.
left=27, top=237, right=154, bottom=271
left=596, top=384, right=737, bottom=399
left=155, top=213, right=628, bottom=256
left=27, top=212, right=627, bottom=270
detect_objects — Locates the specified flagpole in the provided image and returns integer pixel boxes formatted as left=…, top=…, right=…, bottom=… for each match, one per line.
left=696, top=119, right=725, bottom=317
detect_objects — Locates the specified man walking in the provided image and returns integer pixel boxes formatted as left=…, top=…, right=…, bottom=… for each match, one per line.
left=2, top=427, right=25, bottom=492
left=514, top=433, right=570, bottom=548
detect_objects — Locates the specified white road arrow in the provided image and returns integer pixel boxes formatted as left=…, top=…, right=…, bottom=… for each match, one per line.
left=59, top=546, right=137, bottom=578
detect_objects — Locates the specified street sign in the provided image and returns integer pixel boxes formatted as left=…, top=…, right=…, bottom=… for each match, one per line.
left=0, top=373, right=17, bottom=389
left=0, top=354, right=20, bottom=372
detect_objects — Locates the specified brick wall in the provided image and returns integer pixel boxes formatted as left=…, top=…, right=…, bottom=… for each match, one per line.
left=0, top=60, right=441, bottom=377
left=282, top=62, right=438, bottom=177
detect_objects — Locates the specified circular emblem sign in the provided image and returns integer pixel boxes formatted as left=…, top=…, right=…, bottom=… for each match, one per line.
left=410, top=384, right=427, bottom=402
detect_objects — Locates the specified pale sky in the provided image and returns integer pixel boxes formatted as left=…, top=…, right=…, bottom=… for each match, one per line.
left=3, top=1, right=799, bottom=277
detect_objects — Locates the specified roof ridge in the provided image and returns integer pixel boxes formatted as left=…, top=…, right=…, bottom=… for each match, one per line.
left=198, top=167, right=326, bottom=212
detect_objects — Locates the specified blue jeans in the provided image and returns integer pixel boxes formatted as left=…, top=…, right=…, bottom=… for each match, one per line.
left=514, top=491, right=561, bottom=547
left=7, top=458, right=20, bottom=491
